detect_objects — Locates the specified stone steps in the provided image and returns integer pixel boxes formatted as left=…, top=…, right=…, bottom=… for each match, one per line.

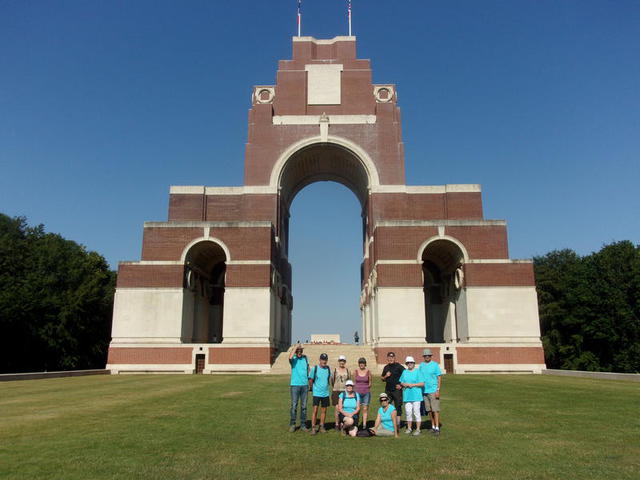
left=269, top=344, right=380, bottom=374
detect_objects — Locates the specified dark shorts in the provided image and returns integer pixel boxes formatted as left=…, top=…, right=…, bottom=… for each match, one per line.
left=338, top=413, right=359, bottom=425
left=313, top=396, right=330, bottom=407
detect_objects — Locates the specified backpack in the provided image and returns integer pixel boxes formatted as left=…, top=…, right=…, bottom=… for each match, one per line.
left=356, top=429, right=372, bottom=437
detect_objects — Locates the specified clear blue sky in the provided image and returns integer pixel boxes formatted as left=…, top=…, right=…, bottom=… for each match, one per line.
left=1, top=1, right=639, bottom=343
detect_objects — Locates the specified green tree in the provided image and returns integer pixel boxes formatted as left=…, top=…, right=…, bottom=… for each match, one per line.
left=534, top=241, right=640, bottom=373
left=0, top=213, right=115, bottom=373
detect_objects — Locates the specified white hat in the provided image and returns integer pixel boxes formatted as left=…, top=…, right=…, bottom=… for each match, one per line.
left=405, top=356, right=415, bottom=363
left=345, top=379, right=354, bottom=386
left=338, top=355, right=346, bottom=361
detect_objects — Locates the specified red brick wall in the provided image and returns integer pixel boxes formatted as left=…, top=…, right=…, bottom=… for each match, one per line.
left=374, top=347, right=441, bottom=365
left=169, top=194, right=204, bottom=221
left=376, top=264, right=423, bottom=287
left=205, top=194, right=276, bottom=223
left=226, top=264, right=271, bottom=288
left=141, top=226, right=272, bottom=262
left=457, top=347, right=545, bottom=365
left=445, top=226, right=509, bottom=259
left=374, top=226, right=439, bottom=260
left=209, top=347, right=275, bottom=364
left=117, top=264, right=183, bottom=288
left=445, top=193, right=483, bottom=219
left=107, top=347, right=192, bottom=365
left=464, top=263, right=535, bottom=287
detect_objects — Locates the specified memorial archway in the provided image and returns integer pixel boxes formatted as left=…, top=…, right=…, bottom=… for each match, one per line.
left=276, top=141, right=374, bottom=342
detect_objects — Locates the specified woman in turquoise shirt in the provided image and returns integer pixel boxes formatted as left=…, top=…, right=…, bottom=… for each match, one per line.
left=399, top=356, right=424, bottom=436
left=372, top=392, right=398, bottom=437
left=337, top=380, right=360, bottom=436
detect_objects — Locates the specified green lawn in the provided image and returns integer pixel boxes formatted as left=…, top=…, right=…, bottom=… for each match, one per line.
left=0, top=374, right=638, bottom=480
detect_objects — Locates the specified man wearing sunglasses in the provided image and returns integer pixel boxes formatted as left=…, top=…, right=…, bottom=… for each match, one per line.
left=288, top=343, right=309, bottom=432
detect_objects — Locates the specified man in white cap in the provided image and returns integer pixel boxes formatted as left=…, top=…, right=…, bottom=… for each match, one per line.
left=399, top=356, right=424, bottom=436
left=419, top=348, right=442, bottom=435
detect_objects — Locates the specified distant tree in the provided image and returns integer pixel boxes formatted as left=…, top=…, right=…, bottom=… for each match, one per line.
left=0, top=214, right=115, bottom=373
left=534, top=241, right=640, bottom=373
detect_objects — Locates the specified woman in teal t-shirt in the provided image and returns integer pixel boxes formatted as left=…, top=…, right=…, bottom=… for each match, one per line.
left=372, top=392, right=398, bottom=437
left=399, top=356, right=424, bottom=436
left=337, top=380, right=360, bottom=436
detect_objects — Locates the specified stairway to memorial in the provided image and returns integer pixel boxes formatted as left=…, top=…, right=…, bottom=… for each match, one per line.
left=270, top=344, right=380, bottom=374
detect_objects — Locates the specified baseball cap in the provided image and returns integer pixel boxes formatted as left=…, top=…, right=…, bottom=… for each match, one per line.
left=338, top=355, right=346, bottom=361
left=345, top=380, right=354, bottom=386
left=319, top=353, right=328, bottom=360
left=423, top=348, right=433, bottom=356
left=405, top=356, right=415, bottom=363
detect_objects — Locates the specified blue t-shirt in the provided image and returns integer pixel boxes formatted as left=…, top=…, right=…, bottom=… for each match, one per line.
left=418, top=361, right=442, bottom=394
left=308, top=365, right=331, bottom=397
left=399, top=368, right=424, bottom=402
left=289, top=355, right=309, bottom=386
left=378, top=404, right=396, bottom=431
left=339, top=392, right=361, bottom=413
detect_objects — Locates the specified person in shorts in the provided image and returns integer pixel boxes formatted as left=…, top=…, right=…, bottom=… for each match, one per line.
left=380, top=351, right=404, bottom=428
left=308, top=353, right=332, bottom=435
left=419, top=348, right=442, bottom=435
left=399, top=356, right=424, bottom=436
left=354, top=357, right=372, bottom=428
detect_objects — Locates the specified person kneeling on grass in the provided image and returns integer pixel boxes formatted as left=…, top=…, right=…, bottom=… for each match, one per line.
left=308, top=353, right=332, bottom=435
left=337, top=380, right=360, bottom=436
left=399, top=356, right=424, bottom=436
left=371, top=392, right=399, bottom=438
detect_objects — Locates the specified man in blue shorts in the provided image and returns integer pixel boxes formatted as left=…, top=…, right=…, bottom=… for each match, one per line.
left=419, top=348, right=442, bottom=435
left=308, top=353, right=332, bottom=435
left=288, top=343, right=309, bottom=432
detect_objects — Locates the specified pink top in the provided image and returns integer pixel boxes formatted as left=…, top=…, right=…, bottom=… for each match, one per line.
left=355, top=369, right=370, bottom=395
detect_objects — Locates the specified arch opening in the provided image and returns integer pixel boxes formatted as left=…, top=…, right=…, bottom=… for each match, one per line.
left=183, top=240, right=226, bottom=344
left=277, top=142, right=371, bottom=345
left=422, top=239, right=466, bottom=344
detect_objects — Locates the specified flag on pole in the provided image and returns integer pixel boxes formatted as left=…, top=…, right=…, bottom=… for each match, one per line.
left=297, top=0, right=302, bottom=37
left=348, top=0, right=352, bottom=36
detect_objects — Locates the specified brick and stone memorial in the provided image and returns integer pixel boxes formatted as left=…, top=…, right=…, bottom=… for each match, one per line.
left=107, top=36, right=545, bottom=375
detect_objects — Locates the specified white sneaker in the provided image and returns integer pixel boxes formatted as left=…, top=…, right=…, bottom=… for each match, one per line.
left=404, top=428, right=412, bottom=435
left=412, top=429, right=421, bottom=436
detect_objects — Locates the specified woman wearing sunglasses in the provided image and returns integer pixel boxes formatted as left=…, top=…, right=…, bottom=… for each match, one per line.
left=337, top=380, right=360, bottom=436
left=371, top=392, right=399, bottom=437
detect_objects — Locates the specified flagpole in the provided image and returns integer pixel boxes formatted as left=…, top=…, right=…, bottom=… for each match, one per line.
left=298, top=0, right=302, bottom=37
left=348, top=0, right=352, bottom=36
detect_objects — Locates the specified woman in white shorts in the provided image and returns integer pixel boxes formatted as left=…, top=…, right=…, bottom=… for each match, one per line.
left=399, top=356, right=424, bottom=436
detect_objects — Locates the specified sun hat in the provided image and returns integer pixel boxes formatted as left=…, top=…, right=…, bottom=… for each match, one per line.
left=320, top=353, right=328, bottom=360
left=405, top=356, right=415, bottom=363
left=422, top=348, right=433, bottom=356
left=345, top=380, right=354, bottom=386
left=379, top=392, right=390, bottom=400
left=338, top=355, right=347, bottom=361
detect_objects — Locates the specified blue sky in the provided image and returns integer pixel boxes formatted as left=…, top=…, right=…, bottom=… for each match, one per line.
left=1, top=1, right=639, bottom=343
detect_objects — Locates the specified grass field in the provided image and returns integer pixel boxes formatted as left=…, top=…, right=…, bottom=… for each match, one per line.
left=1, top=374, right=638, bottom=480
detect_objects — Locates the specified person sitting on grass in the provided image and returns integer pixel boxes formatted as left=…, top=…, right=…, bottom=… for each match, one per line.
left=399, top=356, right=424, bottom=436
left=371, top=392, right=399, bottom=437
left=337, top=380, right=360, bottom=435
left=308, top=353, right=332, bottom=435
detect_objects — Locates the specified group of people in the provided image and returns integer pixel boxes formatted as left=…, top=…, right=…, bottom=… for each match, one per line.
left=288, top=344, right=442, bottom=438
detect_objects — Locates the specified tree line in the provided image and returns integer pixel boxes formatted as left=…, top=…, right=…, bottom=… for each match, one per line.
left=0, top=214, right=115, bottom=373
left=534, top=241, right=639, bottom=373
left=0, top=213, right=638, bottom=373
